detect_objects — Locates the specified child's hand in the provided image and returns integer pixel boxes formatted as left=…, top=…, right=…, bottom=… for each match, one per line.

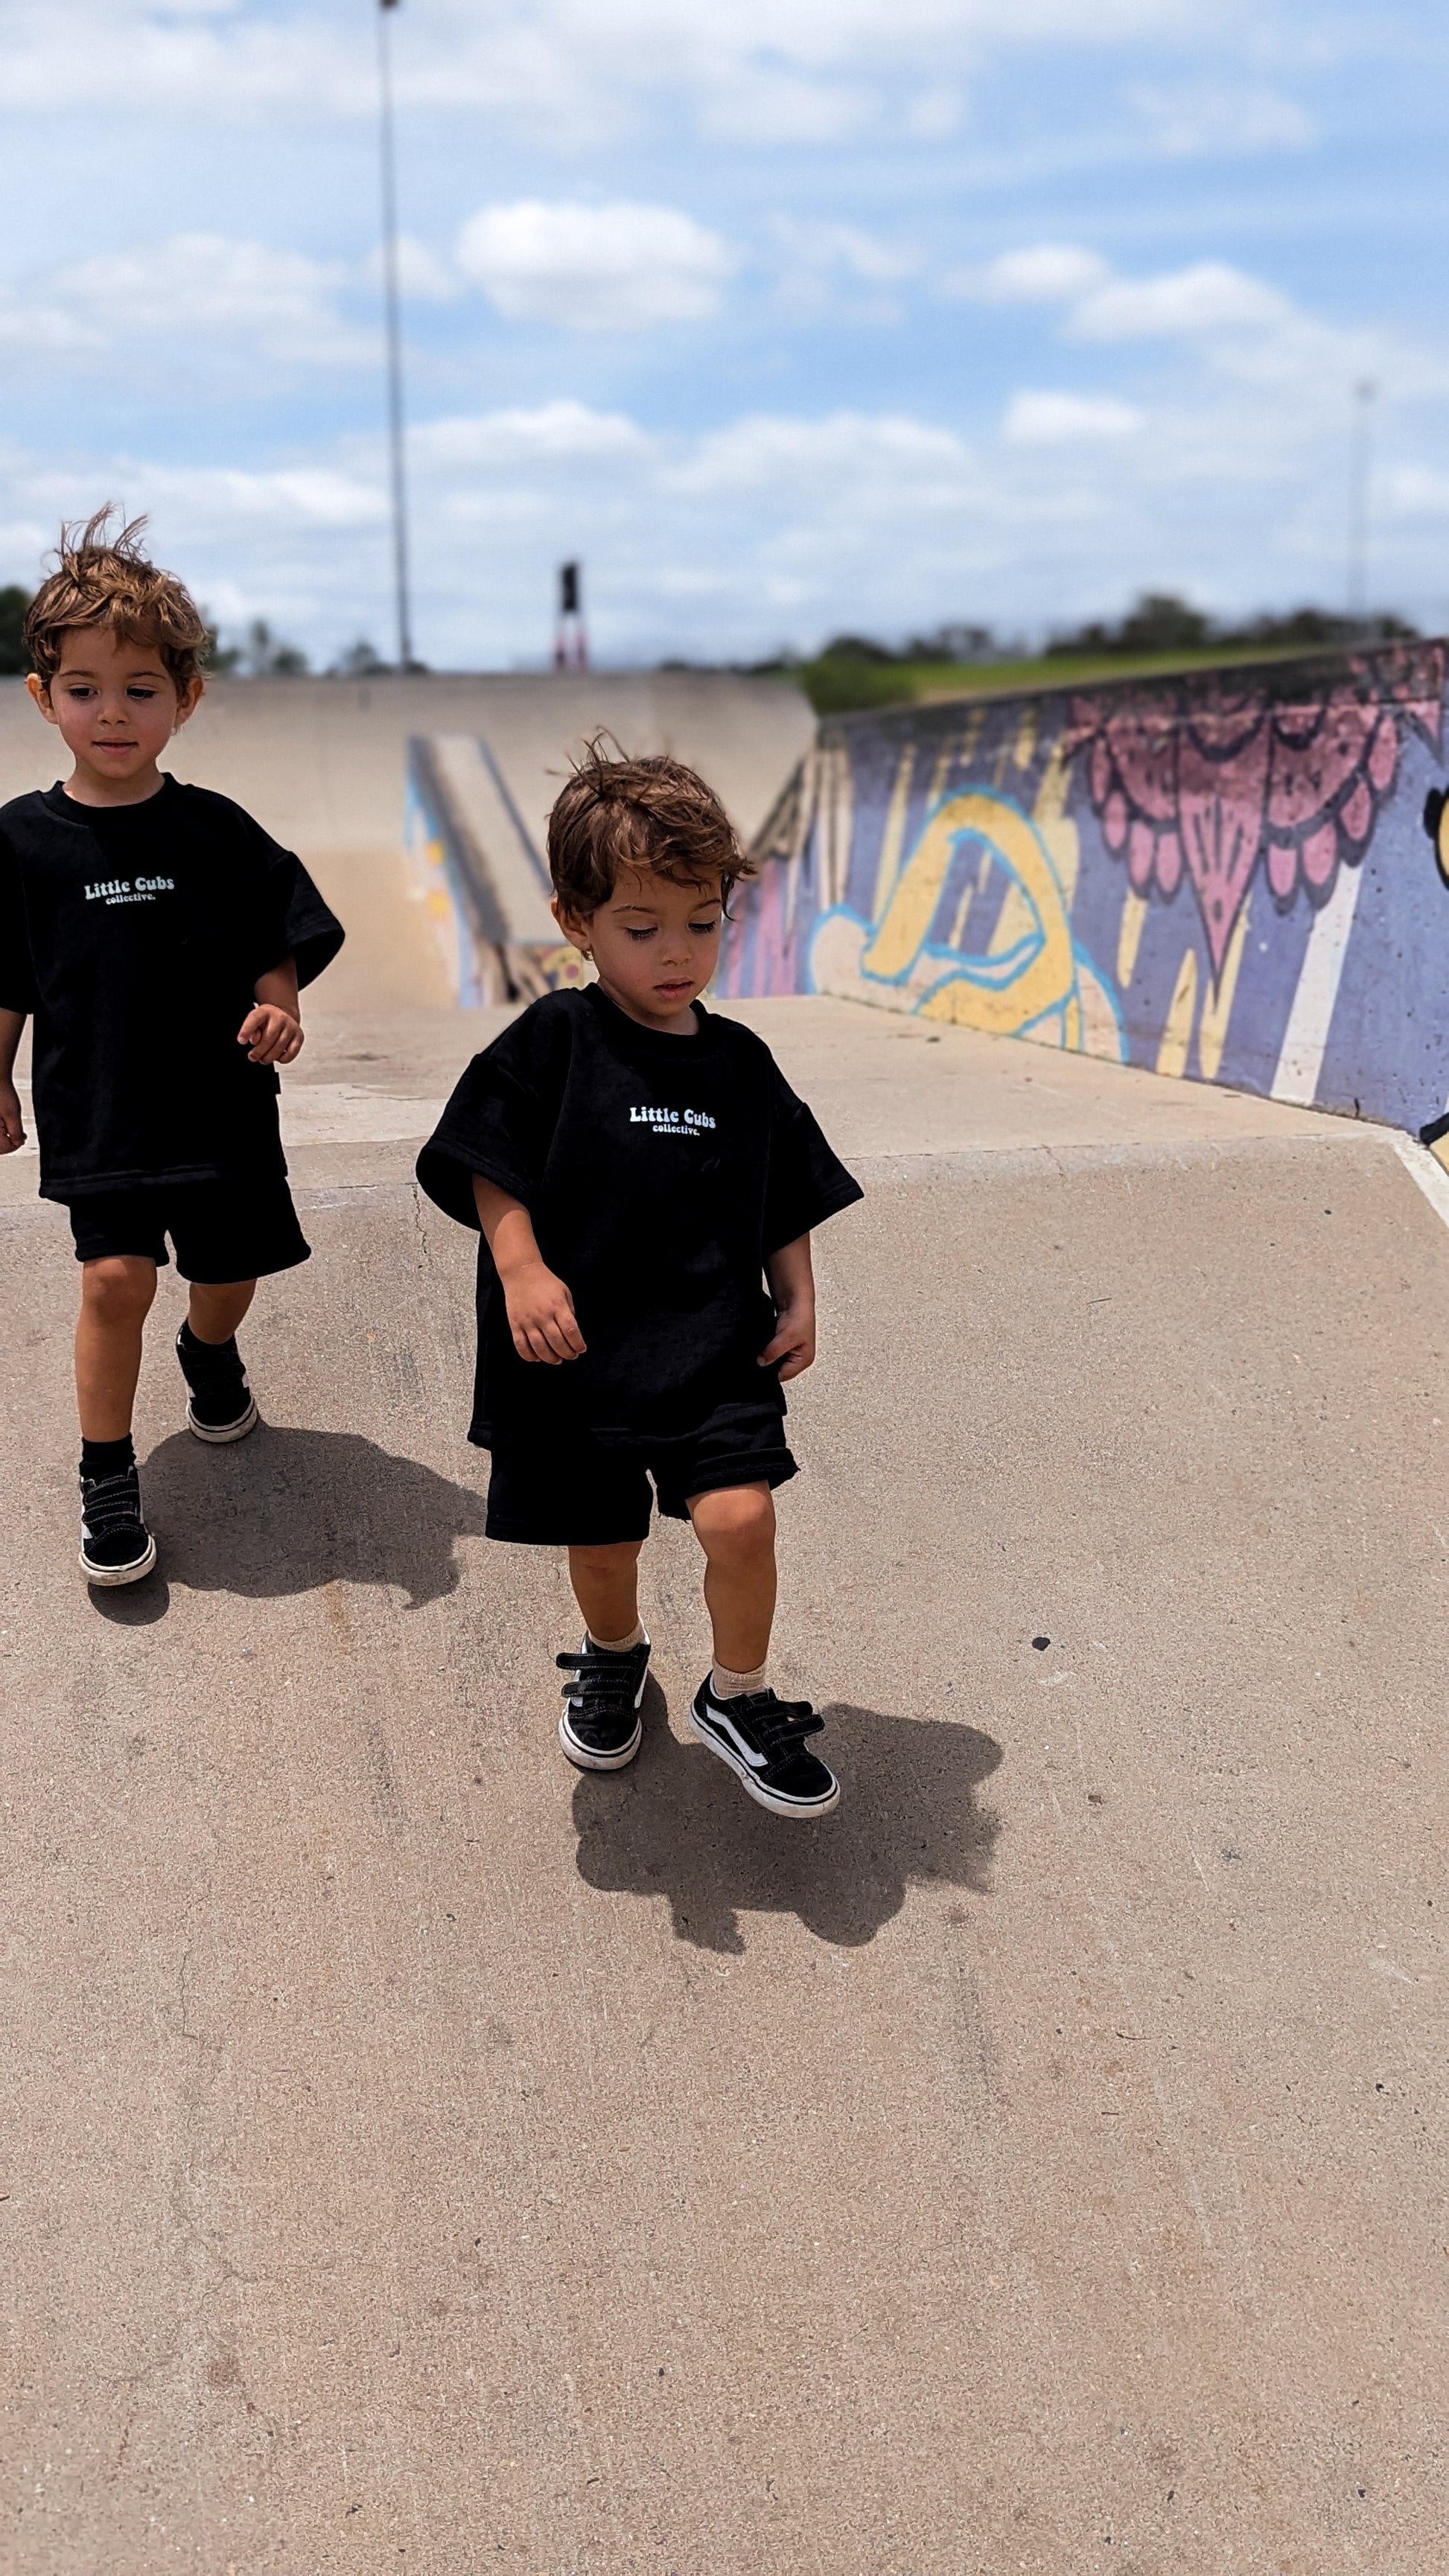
left=503, top=1261, right=587, bottom=1365
left=758, top=1299, right=815, bottom=1383
left=0, top=1080, right=25, bottom=1155
left=238, top=1003, right=305, bottom=1066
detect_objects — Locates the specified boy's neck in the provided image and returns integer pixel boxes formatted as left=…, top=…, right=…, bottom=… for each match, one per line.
left=63, top=759, right=169, bottom=811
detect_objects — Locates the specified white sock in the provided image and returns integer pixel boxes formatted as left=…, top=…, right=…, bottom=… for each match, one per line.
left=588, top=1620, right=646, bottom=1654
left=710, top=1658, right=768, bottom=1701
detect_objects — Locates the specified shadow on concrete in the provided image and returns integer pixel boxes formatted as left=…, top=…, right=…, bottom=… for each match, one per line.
left=573, top=1685, right=1004, bottom=1953
left=136, top=1424, right=488, bottom=1609
left=89, top=1574, right=173, bottom=1626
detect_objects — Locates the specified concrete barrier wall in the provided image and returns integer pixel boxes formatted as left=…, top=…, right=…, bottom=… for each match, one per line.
left=717, top=641, right=1449, bottom=1133
left=401, top=673, right=813, bottom=1004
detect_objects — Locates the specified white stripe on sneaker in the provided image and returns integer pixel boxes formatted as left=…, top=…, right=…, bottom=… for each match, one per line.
left=704, top=1701, right=771, bottom=1768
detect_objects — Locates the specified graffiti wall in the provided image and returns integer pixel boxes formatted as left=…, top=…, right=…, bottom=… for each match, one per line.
left=716, top=642, right=1449, bottom=1132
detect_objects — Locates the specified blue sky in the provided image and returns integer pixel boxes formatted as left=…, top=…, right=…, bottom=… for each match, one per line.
left=2, top=0, right=1447, bottom=669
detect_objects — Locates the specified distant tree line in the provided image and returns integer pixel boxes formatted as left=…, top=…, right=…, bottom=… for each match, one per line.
left=1041, top=593, right=1418, bottom=658
left=777, top=595, right=1420, bottom=675
left=0, top=583, right=400, bottom=680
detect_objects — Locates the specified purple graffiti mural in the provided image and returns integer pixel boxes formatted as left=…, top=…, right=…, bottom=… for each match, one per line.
left=716, top=636, right=1449, bottom=1130
left=1069, top=644, right=1445, bottom=981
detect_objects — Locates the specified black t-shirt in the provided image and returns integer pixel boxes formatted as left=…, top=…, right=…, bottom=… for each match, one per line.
left=0, top=776, right=344, bottom=1197
left=416, top=985, right=864, bottom=1447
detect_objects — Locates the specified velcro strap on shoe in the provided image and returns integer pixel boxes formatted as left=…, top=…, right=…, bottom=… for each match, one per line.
left=739, top=1696, right=824, bottom=1759
left=82, top=1472, right=141, bottom=1533
left=556, top=1648, right=643, bottom=1711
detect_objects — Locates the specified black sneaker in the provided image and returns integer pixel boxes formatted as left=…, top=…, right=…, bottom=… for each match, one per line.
left=176, top=1324, right=258, bottom=1444
left=690, top=1679, right=840, bottom=1818
left=79, top=1462, right=157, bottom=1586
left=556, top=1633, right=652, bottom=1770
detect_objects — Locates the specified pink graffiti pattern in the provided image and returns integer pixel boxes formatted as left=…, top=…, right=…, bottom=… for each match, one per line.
left=1070, top=643, right=1445, bottom=981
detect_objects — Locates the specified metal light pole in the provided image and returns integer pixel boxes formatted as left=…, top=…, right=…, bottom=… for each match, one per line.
left=378, top=0, right=414, bottom=671
left=1348, top=377, right=1376, bottom=630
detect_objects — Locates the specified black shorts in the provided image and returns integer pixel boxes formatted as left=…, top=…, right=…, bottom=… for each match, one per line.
left=66, top=1176, right=311, bottom=1283
left=485, top=1399, right=797, bottom=1546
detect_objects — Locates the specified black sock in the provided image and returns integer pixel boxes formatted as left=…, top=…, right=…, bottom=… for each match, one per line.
left=81, top=1434, right=135, bottom=1480
left=179, top=1317, right=236, bottom=1357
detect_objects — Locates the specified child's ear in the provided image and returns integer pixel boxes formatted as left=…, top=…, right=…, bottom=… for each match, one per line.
left=173, top=675, right=205, bottom=731
left=25, top=674, right=57, bottom=726
left=550, top=896, right=592, bottom=957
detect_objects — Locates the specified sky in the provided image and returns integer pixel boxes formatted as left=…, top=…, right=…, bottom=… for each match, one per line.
left=1, top=0, right=1447, bottom=670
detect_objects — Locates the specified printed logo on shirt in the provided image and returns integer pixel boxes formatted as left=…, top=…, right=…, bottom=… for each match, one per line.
left=628, top=1105, right=716, bottom=1137
left=84, top=876, right=176, bottom=907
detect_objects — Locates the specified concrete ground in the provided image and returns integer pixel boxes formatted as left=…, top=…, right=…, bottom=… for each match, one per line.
left=2, top=998, right=1445, bottom=2574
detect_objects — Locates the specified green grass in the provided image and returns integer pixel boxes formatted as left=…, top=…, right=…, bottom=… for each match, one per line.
left=794, top=640, right=1340, bottom=718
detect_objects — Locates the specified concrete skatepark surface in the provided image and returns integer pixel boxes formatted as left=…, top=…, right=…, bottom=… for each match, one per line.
left=2, top=986, right=1445, bottom=2572
left=0, top=672, right=816, bottom=1016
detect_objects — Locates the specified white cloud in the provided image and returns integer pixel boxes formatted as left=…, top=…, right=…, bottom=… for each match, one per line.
left=699, top=69, right=875, bottom=144
left=1070, top=258, right=1292, bottom=339
left=1382, top=466, right=1449, bottom=520
left=1004, top=391, right=1143, bottom=441
left=455, top=200, right=738, bottom=331
left=955, top=244, right=1112, bottom=303
left=364, top=235, right=459, bottom=305
left=905, top=86, right=965, bottom=139
left=54, top=232, right=365, bottom=348
left=669, top=410, right=975, bottom=502
left=1130, top=80, right=1315, bottom=157
left=410, top=402, right=653, bottom=470
left=0, top=0, right=1243, bottom=137
left=7, top=324, right=1449, bottom=675
left=0, top=234, right=373, bottom=369
left=772, top=219, right=915, bottom=284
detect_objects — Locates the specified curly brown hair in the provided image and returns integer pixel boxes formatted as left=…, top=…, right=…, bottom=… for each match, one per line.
left=547, top=736, right=753, bottom=919
left=25, top=506, right=209, bottom=694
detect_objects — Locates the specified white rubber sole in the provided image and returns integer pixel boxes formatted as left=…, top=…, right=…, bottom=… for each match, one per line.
left=558, top=1709, right=644, bottom=1771
left=186, top=1394, right=259, bottom=1444
left=558, top=1635, right=649, bottom=1771
left=80, top=1531, right=158, bottom=1587
left=687, top=1697, right=841, bottom=1819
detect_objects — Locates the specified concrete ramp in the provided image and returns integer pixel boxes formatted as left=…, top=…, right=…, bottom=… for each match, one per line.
left=2, top=1001, right=1444, bottom=2572
left=0, top=670, right=815, bottom=1013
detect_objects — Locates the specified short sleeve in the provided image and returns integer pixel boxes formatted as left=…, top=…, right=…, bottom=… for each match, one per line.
left=250, top=831, right=344, bottom=990
left=415, top=1009, right=569, bottom=1228
left=0, top=832, right=37, bottom=1016
left=762, top=1066, right=864, bottom=1254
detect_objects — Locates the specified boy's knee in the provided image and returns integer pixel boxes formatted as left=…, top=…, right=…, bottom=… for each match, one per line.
left=690, top=1482, right=776, bottom=1562
left=80, top=1255, right=156, bottom=1324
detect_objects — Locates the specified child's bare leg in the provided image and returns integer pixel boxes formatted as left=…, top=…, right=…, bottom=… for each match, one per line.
left=685, top=1481, right=838, bottom=1814
left=75, top=1256, right=157, bottom=1440
left=186, top=1278, right=256, bottom=1342
left=558, top=1540, right=649, bottom=1771
left=687, top=1482, right=777, bottom=1676
left=567, top=1539, right=643, bottom=1643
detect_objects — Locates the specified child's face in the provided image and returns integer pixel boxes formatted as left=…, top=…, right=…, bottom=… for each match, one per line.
left=28, top=628, right=201, bottom=803
left=555, top=864, right=724, bottom=1034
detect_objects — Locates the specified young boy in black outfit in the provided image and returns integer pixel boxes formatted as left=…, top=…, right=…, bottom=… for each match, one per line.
left=0, top=511, right=343, bottom=1584
left=417, top=744, right=862, bottom=1817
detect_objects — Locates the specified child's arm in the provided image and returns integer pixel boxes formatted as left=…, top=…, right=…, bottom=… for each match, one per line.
left=759, top=1231, right=816, bottom=1383
left=0, top=1007, right=25, bottom=1155
left=473, top=1175, right=587, bottom=1365
left=238, top=957, right=305, bottom=1067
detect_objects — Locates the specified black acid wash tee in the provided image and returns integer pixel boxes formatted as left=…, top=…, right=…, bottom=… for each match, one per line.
left=0, top=777, right=344, bottom=1198
left=416, top=985, right=864, bottom=1447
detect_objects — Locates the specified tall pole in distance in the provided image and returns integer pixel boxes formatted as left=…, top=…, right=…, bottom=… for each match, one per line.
left=1348, top=377, right=1376, bottom=631
left=378, top=0, right=413, bottom=671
